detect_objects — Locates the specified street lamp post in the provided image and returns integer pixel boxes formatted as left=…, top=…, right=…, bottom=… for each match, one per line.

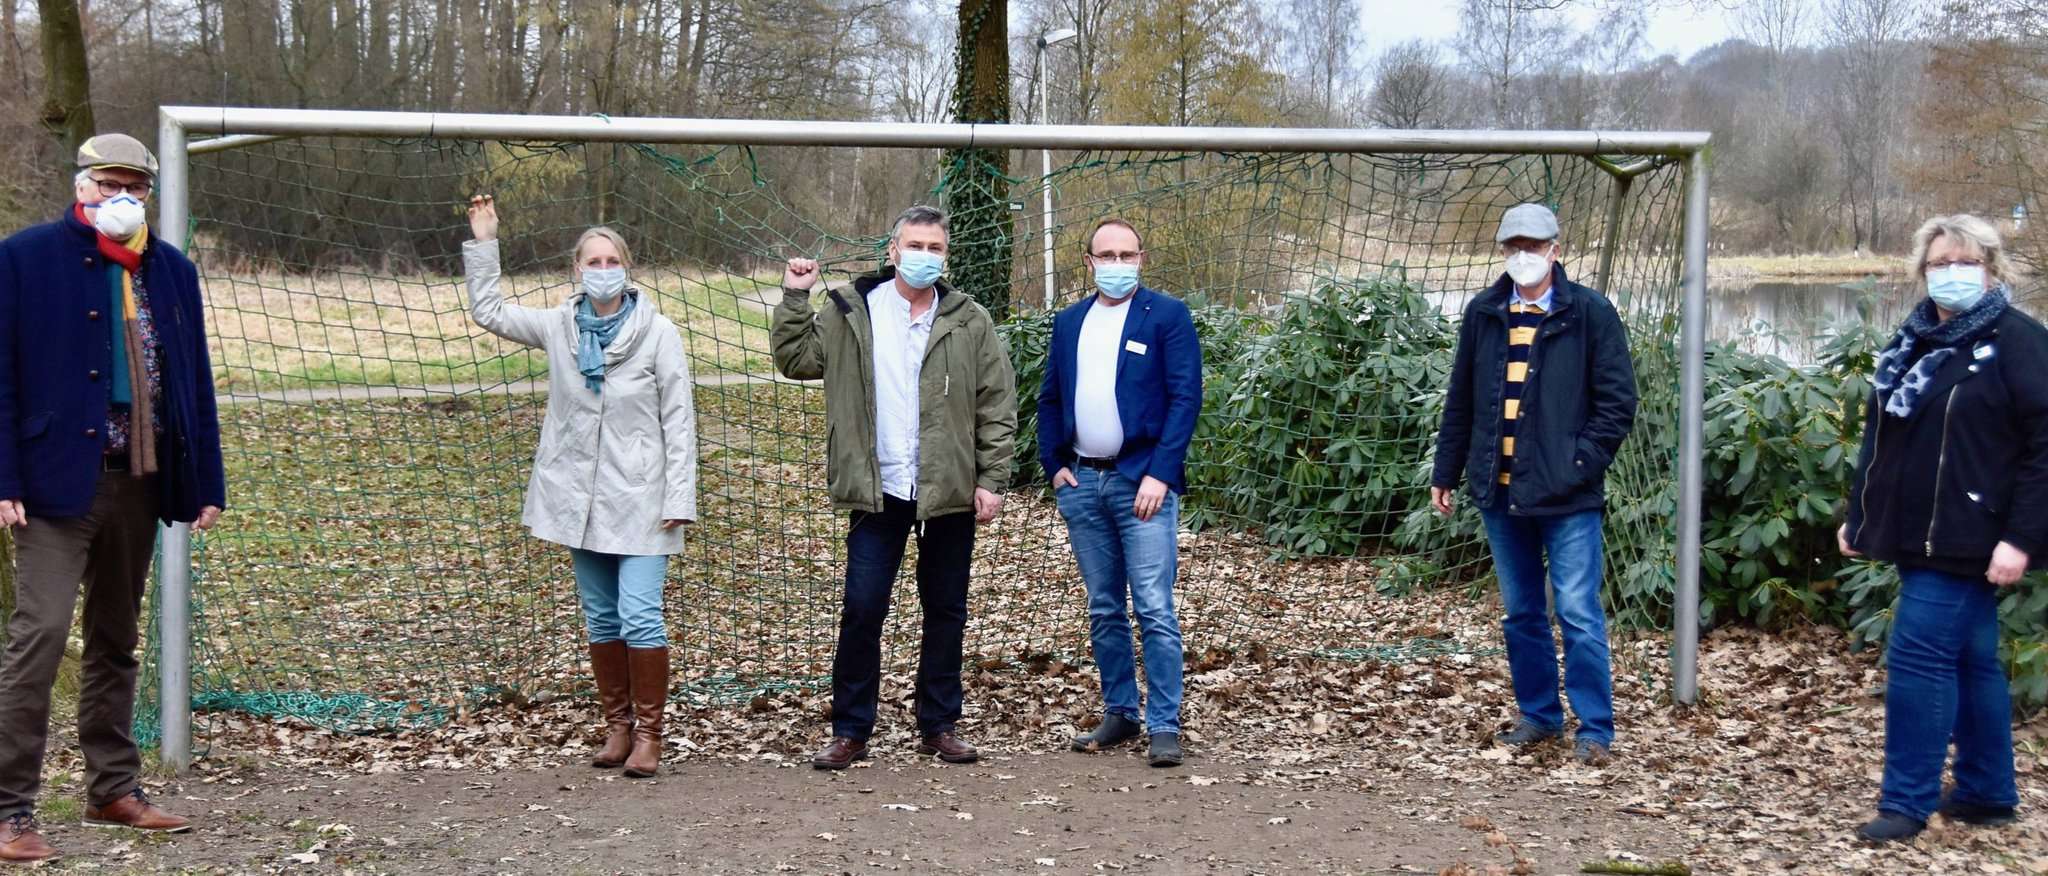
left=1036, top=27, right=1078, bottom=310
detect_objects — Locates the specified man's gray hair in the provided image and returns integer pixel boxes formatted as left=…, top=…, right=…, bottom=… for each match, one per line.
left=890, top=205, right=948, bottom=242
left=1911, top=213, right=2008, bottom=283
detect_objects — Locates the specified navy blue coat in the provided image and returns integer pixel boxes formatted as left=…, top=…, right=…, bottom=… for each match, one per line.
left=0, top=208, right=226, bottom=522
left=1431, top=263, right=1638, bottom=516
left=1037, top=286, right=1204, bottom=493
left=1845, top=306, right=2048, bottom=577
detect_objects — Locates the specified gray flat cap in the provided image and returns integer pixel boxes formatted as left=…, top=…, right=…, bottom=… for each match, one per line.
left=1496, top=203, right=1559, bottom=243
left=76, top=133, right=159, bottom=177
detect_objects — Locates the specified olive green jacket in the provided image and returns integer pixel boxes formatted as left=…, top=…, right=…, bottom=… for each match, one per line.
left=770, top=268, right=1017, bottom=520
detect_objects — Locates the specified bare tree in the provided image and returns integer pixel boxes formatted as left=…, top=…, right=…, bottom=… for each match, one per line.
left=1282, top=0, right=1361, bottom=125
left=1737, top=0, right=1811, bottom=55
left=1822, top=0, right=1922, bottom=252
left=1366, top=39, right=1451, bottom=129
left=1454, top=0, right=1576, bottom=127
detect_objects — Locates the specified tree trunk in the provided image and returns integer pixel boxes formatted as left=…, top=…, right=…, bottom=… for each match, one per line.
left=944, top=0, right=1013, bottom=319
left=35, top=0, right=94, bottom=158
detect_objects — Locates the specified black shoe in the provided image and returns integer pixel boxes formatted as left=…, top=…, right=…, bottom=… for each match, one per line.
left=1939, top=794, right=2018, bottom=827
left=1071, top=715, right=1144, bottom=753
left=1147, top=733, right=1183, bottom=768
left=1572, top=737, right=1612, bottom=765
left=1856, top=812, right=1926, bottom=843
left=1493, top=720, right=1562, bottom=747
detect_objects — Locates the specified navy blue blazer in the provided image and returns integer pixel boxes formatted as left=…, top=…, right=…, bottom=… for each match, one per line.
left=1037, top=285, right=1204, bottom=493
left=0, top=208, right=227, bottom=522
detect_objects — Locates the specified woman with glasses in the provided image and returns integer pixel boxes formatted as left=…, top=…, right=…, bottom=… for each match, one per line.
left=1840, top=213, right=2048, bottom=842
left=460, top=195, right=698, bottom=779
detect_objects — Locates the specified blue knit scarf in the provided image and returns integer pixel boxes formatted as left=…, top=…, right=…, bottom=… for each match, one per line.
left=573, top=292, right=636, bottom=394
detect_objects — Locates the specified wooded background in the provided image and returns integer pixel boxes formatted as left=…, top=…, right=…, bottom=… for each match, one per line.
left=0, top=0, right=2042, bottom=272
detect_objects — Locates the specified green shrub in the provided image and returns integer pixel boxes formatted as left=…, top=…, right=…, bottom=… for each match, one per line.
left=998, top=280, right=2048, bottom=709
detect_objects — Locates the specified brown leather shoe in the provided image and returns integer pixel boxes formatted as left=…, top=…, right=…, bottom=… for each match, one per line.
left=622, top=646, right=669, bottom=778
left=589, top=641, right=634, bottom=768
left=84, top=789, right=191, bottom=833
left=918, top=732, right=979, bottom=764
left=811, top=736, right=868, bottom=770
left=0, top=812, right=57, bottom=862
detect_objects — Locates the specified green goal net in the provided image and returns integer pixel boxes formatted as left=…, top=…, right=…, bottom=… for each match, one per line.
left=134, top=126, right=1691, bottom=743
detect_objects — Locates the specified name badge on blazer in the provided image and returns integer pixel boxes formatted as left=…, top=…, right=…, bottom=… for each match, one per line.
left=1973, top=342, right=1995, bottom=361
left=1125, top=340, right=1148, bottom=355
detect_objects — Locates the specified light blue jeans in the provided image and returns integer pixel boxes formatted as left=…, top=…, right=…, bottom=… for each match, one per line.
left=568, top=548, right=669, bottom=648
left=1056, top=467, right=1184, bottom=735
left=1477, top=506, right=1614, bottom=746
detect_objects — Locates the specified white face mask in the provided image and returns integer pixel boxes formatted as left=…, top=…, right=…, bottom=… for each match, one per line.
left=580, top=266, right=628, bottom=304
left=92, top=194, right=147, bottom=241
left=1505, top=247, right=1553, bottom=288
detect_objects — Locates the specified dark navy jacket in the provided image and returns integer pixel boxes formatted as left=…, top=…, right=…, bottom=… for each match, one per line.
left=1845, top=307, right=2048, bottom=576
left=1432, top=263, right=1637, bottom=516
left=1037, top=286, right=1203, bottom=493
left=0, top=208, right=226, bottom=522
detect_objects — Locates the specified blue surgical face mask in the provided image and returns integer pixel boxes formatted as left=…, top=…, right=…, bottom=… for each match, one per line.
left=895, top=249, right=945, bottom=289
left=1093, top=263, right=1139, bottom=299
left=580, top=266, right=628, bottom=304
left=1927, top=263, right=1987, bottom=312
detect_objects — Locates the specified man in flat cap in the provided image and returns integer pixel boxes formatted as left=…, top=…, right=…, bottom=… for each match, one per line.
left=0, top=133, right=225, bottom=862
left=1429, top=202, right=1637, bottom=765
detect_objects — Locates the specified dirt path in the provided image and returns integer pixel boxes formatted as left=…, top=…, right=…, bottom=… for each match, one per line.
left=38, top=750, right=1684, bottom=874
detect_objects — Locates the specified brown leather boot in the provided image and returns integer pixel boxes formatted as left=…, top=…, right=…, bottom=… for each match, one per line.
left=622, top=646, right=669, bottom=778
left=589, top=641, right=633, bottom=768
left=0, top=812, right=56, bottom=862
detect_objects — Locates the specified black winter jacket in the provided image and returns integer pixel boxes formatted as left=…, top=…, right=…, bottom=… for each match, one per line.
left=1845, top=307, right=2048, bottom=577
left=1431, top=263, right=1639, bottom=516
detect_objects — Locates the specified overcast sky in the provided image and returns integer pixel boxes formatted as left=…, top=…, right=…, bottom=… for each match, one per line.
left=1355, top=1, right=1738, bottom=63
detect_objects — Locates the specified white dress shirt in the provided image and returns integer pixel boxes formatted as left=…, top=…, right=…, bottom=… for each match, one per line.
left=869, top=282, right=936, bottom=501
left=1072, top=296, right=1132, bottom=459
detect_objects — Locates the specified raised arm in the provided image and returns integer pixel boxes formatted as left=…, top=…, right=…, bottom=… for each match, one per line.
left=770, top=257, right=826, bottom=380
left=462, top=195, right=553, bottom=348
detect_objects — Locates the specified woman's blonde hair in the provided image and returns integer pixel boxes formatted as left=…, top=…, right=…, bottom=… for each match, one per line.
left=572, top=226, right=632, bottom=270
left=1910, top=214, right=2006, bottom=284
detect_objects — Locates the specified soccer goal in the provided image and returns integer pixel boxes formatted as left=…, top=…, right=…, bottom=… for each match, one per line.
left=143, top=107, right=1710, bottom=768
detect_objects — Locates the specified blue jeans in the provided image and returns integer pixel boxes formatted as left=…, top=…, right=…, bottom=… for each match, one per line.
left=1056, top=468, right=1184, bottom=735
left=1879, top=566, right=2018, bottom=822
left=1478, top=507, right=1613, bottom=746
left=831, top=495, right=975, bottom=741
left=568, top=549, right=670, bottom=648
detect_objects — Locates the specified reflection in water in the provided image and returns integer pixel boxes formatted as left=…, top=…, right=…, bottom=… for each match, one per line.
left=1710, top=278, right=1919, bottom=366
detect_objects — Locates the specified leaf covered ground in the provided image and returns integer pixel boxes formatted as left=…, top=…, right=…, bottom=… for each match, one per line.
left=31, top=390, right=2033, bottom=874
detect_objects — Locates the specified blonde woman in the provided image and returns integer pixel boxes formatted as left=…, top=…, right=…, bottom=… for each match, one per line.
left=462, top=195, right=698, bottom=778
left=1840, top=214, right=2047, bottom=841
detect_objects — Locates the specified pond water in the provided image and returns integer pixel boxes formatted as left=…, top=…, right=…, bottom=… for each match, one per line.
left=1708, top=277, right=1921, bottom=366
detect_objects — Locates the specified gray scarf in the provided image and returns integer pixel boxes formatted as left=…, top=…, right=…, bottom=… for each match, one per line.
left=1872, top=286, right=2009, bottom=419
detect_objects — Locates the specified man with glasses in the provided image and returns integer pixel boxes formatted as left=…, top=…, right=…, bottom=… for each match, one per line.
left=1038, top=218, right=1202, bottom=767
left=774, top=205, right=1017, bottom=770
left=1429, top=203, right=1637, bottom=765
left=0, top=133, right=226, bottom=862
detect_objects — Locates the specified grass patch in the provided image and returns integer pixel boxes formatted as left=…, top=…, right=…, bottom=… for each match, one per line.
left=203, top=268, right=777, bottom=393
left=38, top=796, right=81, bottom=822
left=1710, top=253, right=1908, bottom=280
left=184, top=381, right=1432, bottom=732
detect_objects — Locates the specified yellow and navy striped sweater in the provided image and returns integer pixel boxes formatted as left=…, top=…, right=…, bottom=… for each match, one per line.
left=1497, top=299, right=1544, bottom=485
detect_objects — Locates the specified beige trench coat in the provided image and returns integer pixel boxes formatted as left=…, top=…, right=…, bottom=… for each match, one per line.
left=463, top=239, right=698, bottom=555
